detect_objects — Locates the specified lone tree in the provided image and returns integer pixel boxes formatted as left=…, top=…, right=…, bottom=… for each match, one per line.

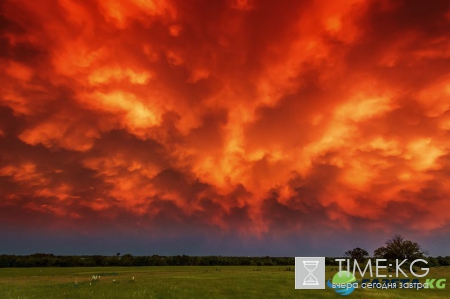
left=373, top=235, right=425, bottom=260
left=344, top=247, right=369, bottom=263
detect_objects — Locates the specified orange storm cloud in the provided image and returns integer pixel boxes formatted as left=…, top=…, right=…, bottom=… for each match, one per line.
left=1, top=0, right=450, bottom=239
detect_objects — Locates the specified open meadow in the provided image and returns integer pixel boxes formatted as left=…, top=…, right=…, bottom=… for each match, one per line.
left=0, top=266, right=449, bottom=298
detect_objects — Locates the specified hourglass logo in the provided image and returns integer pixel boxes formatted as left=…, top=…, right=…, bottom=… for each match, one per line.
left=295, top=257, right=325, bottom=289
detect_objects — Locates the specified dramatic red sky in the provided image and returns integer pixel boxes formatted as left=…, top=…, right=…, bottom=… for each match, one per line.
left=1, top=0, right=450, bottom=256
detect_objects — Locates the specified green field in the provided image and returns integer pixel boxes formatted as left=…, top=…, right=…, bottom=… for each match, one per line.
left=0, top=266, right=449, bottom=298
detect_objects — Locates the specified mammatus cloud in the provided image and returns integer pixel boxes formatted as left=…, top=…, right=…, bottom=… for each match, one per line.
left=1, top=0, right=450, bottom=253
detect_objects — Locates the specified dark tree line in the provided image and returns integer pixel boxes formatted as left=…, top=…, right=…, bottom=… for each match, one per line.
left=1, top=253, right=448, bottom=268
left=0, top=254, right=291, bottom=267
left=0, top=254, right=347, bottom=268
left=2, top=236, right=448, bottom=268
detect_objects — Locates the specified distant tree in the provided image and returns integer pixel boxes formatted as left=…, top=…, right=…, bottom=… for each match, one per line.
left=120, top=254, right=134, bottom=266
left=344, top=247, right=369, bottom=263
left=427, top=256, right=439, bottom=267
left=374, top=235, right=425, bottom=261
left=437, top=256, right=450, bottom=267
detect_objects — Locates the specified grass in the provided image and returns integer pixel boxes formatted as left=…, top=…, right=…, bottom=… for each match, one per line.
left=0, top=266, right=448, bottom=298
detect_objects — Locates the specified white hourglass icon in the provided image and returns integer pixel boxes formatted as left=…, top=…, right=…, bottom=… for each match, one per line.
left=302, top=260, right=319, bottom=285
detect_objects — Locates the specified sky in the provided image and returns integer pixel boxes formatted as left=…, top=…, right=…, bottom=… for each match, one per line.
left=1, top=0, right=450, bottom=256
